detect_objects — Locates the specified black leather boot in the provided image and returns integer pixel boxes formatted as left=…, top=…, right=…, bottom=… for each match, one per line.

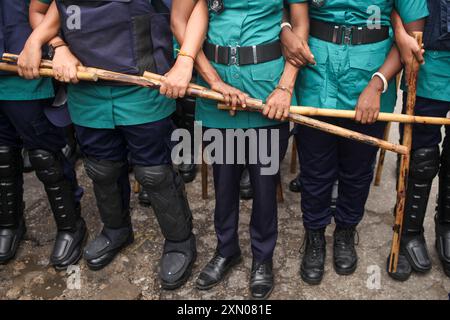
left=84, top=158, right=133, bottom=270
left=135, top=165, right=196, bottom=288
left=0, top=147, right=25, bottom=264
left=386, top=251, right=413, bottom=282
left=29, top=149, right=86, bottom=270
left=160, top=233, right=197, bottom=290
left=333, top=225, right=358, bottom=275
left=300, top=228, right=326, bottom=285
left=196, top=251, right=242, bottom=290
left=288, top=175, right=301, bottom=193
left=84, top=225, right=134, bottom=270
left=435, top=139, right=450, bottom=278
left=240, top=168, right=253, bottom=200
left=138, top=189, right=152, bottom=207
left=250, top=260, right=274, bottom=300
left=393, top=147, right=439, bottom=276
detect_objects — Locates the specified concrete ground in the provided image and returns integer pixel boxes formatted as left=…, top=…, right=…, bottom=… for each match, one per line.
left=1, top=99, right=450, bottom=300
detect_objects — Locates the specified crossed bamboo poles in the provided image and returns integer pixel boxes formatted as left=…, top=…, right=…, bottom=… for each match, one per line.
left=0, top=39, right=433, bottom=271
left=3, top=53, right=450, bottom=154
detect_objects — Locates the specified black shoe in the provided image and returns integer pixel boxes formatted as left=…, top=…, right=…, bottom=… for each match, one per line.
left=386, top=253, right=413, bottom=282
left=50, top=218, right=87, bottom=271
left=300, top=228, right=326, bottom=285
left=84, top=225, right=134, bottom=271
left=250, top=260, right=274, bottom=300
left=402, top=233, right=432, bottom=273
left=196, top=252, right=242, bottom=290
left=0, top=219, right=26, bottom=264
left=160, top=234, right=197, bottom=290
left=288, top=177, right=301, bottom=193
left=179, top=163, right=197, bottom=183
left=138, top=189, right=152, bottom=207
left=435, top=218, right=450, bottom=277
left=240, top=169, right=253, bottom=200
left=333, top=225, right=358, bottom=275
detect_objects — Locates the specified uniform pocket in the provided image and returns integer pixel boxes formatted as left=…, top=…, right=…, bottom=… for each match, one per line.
left=299, top=46, right=328, bottom=91
left=348, top=51, right=385, bottom=96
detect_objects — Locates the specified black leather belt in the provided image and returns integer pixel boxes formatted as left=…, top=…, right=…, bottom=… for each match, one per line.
left=203, top=41, right=282, bottom=66
left=310, top=19, right=389, bottom=45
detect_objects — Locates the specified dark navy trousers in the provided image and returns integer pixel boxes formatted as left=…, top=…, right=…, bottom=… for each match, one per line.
left=74, top=117, right=175, bottom=211
left=295, top=119, right=386, bottom=230
left=207, top=123, right=290, bottom=263
left=0, top=99, right=81, bottom=202
left=400, top=93, right=450, bottom=151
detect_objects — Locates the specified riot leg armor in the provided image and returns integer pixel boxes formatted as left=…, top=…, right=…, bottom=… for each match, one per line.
left=83, top=157, right=134, bottom=270
left=28, top=149, right=86, bottom=270
left=388, top=147, right=440, bottom=281
left=135, top=164, right=196, bottom=289
left=436, top=138, right=450, bottom=277
left=0, top=146, right=26, bottom=264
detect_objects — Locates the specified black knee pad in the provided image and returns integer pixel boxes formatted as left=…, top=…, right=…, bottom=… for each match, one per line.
left=84, top=157, right=124, bottom=185
left=0, top=146, right=23, bottom=227
left=410, top=147, right=440, bottom=181
left=403, top=147, right=440, bottom=235
left=28, top=149, right=64, bottom=184
left=0, top=146, right=22, bottom=178
left=84, top=158, right=129, bottom=229
left=135, top=165, right=192, bottom=241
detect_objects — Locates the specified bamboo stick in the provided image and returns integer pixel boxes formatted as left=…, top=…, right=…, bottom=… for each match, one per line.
left=290, top=141, right=298, bottom=174
left=217, top=104, right=450, bottom=126
left=0, top=53, right=407, bottom=154
left=0, top=62, right=98, bottom=82
left=389, top=32, right=423, bottom=273
left=374, top=122, right=392, bottom=186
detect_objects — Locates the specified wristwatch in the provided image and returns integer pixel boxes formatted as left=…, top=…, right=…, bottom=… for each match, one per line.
left=48, top=40, right=67, bottom=59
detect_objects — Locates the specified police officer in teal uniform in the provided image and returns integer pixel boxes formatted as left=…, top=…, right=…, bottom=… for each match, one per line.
left=167, top=0, right=306, bottom=299
left=19, top=0, right=198, bottom=289
left=0, top=0, right=86, bottom=269
left=281, top=0, right=428, bottom=285
left=388, top=0, right=450, bottom=281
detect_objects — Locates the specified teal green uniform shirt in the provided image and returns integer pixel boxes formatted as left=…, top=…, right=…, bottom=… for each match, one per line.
left=67, top=84, right=175, bottom=129
left=295, top=0, right=429, bottom=113
left=196, top=0, right=302, bottom=129
left=0, top=0, right=54, bottom=101
left=402, top=50, right=450, bottom=102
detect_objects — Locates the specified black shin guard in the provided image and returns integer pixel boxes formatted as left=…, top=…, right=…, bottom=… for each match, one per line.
left=29, top=149, right=79, bottom=231
left=135, top=165, right=195, bottom=288
left=0, top=146, right=24, bottom=228
left=402, top=147, right=440, bottom=272
left=0, top=147, right=25, bottom=263
left=135, top=165, right=192, bottom=242
left=84, top=157, right=130, bottom=228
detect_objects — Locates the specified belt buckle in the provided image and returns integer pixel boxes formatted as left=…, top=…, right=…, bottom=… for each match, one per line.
left=229, top=45, right=239, bottom=66
left=342, top=26, right=354, bottom=45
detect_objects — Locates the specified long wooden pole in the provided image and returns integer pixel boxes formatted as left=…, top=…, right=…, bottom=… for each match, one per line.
left=3, top=54, right=450, bottom=126
left=374, top=122, right=392, bottom=186
left=388, top=32, right=423, bottom=273
left=1, top=54, right=406, bottom=154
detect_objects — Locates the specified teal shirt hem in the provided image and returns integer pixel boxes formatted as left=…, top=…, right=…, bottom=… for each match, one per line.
left=0, top=76, right=54, bottom=101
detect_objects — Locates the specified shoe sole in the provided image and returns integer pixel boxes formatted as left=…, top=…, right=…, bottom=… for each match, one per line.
left=86, top=235, right=134, bottom=271
left=333, top=262, right=357, bottom=276
left=196, top=256, right=242, bottom=291
left=300, top=270, right=323, bottom=286
left=250, top=285, right=274, bottom=301
left=160, top=252, right=198, bottom=290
